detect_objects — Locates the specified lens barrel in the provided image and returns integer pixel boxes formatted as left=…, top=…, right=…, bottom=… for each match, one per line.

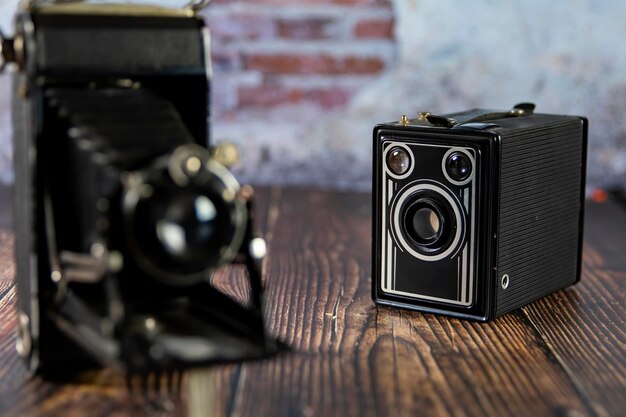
left=387, top=146, right=411, bottom=175
left=123, top=146, right=247, bottom=286
left=400, top=192, right=457, bottom=256
left=445, top=151, right=472, bottom=183
left=409, top=206, right=442, bottom=243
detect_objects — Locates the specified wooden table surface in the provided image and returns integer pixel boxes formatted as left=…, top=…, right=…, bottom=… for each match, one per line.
left=0, top=186, right=624, bottom=417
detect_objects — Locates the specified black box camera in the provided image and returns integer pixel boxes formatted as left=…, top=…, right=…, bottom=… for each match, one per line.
left=6, top=2, right=279, bottom=377
left=372, top=104, right=588, bottom=321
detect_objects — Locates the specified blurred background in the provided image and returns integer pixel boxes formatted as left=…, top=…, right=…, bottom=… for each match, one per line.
left=0, top=0, right=625, bottom=191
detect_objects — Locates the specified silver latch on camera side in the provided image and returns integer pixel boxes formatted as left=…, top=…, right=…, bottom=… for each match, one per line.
left=501, top=274, right=510, bottom=289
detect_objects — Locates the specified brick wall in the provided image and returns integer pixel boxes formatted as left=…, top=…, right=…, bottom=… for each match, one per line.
left=202, top=0, right=394, bottom=118
left=2, top=1, right=621, bottom=190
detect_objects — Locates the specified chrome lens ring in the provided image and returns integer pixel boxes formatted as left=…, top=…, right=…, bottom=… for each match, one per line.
left=122, top=145, right=247, bottom=286
left=392, top=181, right=465, bottom=261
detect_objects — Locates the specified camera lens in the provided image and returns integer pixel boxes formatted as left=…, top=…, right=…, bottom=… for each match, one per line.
left=411, top=207, right=441, bottom=241
left=445, top=152, right=472, bottom=182
left=155, top=192, right=218, bottom=258
left=401, top=194, right=456, bottom=254
left=132, top=179, right=239, bottom=278
left=387, top=147, right=411, bottom=175
left=393, top=183, right=465, bottom=261
left=124, top=147, right=247, bottom=285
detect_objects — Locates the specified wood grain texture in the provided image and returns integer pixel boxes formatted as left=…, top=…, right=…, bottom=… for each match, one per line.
left=0, top=186, right=624, bottom=417
left=218, top=188, right=597, bottom=417
left=522, top=200, right=626, bottom=417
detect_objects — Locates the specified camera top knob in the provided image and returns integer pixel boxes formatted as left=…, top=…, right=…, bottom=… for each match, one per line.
left=212, top=142, right=240, bottom=168
left=0, top=32, right=15, bottom=73
left=0, top=30, right=25, bottom=73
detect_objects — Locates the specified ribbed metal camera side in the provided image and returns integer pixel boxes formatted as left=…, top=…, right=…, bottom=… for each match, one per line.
left=494, top=116, right=587, bottom=316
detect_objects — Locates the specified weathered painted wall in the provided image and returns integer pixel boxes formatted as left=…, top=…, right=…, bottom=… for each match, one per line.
left=0, top=0, right=18, bottom=183
left=202, top=0, right=394, bottom=189
left=0, top=0, right=625, bottom=191
left=210, top=0, right=626, bottom=191
left=349, top=0, right=626, bottom=191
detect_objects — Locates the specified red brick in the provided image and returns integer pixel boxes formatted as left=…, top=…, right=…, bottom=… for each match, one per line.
left=211, top=48, right=241, bottom=71
left=238, top=85, right=352, bottom=108
left=354, top=18, right=394, bottom=39
left=276, top=18, right=336, bottom=40
left=310, top=87, right=352, bottom=107
left=243, top=53, right=386, bottom=75
left=208, top=14, right=275, bottom=41
left=238, top=85, right=302, bottom=107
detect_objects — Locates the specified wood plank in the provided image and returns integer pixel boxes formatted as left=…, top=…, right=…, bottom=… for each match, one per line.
left=0, top=187, right=624, bottom=417
left=522, top=199, right=626, bottom=417
left=0, top=230, right=26, bottom=412
left=208, top=188, right=597, bottom=417
left=0, top=231, right=13, bottom=282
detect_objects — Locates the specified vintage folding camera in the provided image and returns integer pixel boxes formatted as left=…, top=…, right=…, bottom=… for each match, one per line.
left=372, top=104, right=588, bottom=321
left=5, top=2, right=280, bottom=377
